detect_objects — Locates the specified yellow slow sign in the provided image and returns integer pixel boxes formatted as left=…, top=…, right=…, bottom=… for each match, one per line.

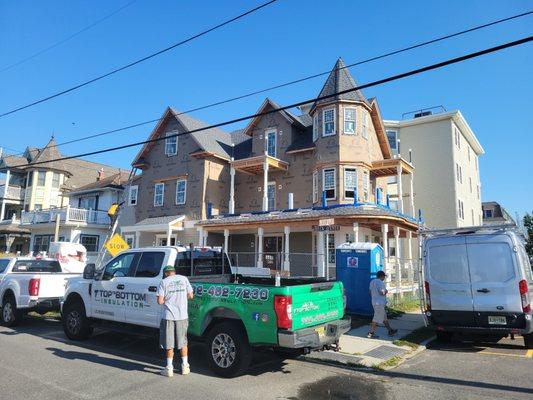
left=104, top=233, right=130, bottom=257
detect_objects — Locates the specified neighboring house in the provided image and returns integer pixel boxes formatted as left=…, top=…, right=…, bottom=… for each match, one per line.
left=384, top=110, right=484, bottom=229
left=124, top=58, right=419, bottom=280
left=482, top=201, right=516, bottom=226
left=0, top=137, right=123, bottom=254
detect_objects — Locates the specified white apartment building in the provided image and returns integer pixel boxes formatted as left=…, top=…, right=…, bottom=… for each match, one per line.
left=384, top=110, right=484, bottom=229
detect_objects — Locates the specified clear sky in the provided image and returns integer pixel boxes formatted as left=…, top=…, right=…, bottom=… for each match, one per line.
left=0, top=0, right=532, bottom=218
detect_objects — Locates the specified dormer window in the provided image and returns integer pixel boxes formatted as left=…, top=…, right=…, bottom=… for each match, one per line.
left=265, top=129, right=277, bottom=158
left=323, top=108, right=335, bottom=137
left=343, top=108, right=356, bottom=134
left=165, top=132, right=177, bottom=156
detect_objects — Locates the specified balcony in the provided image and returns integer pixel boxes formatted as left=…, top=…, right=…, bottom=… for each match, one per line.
left=20, top=206, right=110, bottom=225
left=0, top=185, right=25, bottom=201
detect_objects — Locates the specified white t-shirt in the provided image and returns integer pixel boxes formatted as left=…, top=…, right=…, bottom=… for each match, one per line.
left=369, top=278, right=388, bottom=306
left=157, top=274, right=193, bottom=321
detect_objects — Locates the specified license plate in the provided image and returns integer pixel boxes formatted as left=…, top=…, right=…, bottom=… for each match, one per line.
left=488, top=316, right=506, bottom=325
left=315, top=326, right=325, bottom=337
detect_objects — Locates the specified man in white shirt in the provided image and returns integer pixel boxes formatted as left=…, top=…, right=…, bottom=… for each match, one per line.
left=367, top=270, right=397, bottom=339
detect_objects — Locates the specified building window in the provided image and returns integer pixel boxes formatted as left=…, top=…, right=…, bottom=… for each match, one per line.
left=266, top=129, right=276, bottom=157
left=129, top=185, right=138, bottom=206
left=326, top=233, right=335, bottom=264
left=323, top=108, right=335, bottom=136
left=165, top=132, right=177, bottom=156
left=37, top=171, right=46, bottom=186
left=454, top=127, right=461, bottom=148
left=458, top=199, right=464, bottom=220
left=362, top=171, right=370, bottom=201
left=322, top=168, right=336, bottom=200
left=313, top=114, right=319, bottom=142
left=344, top=168, right=357, bottom=199
left=467, top=146, right=471, bottom=162
left=456, top=163, right=462, bottom=183
left=267, top=182, right=276, bottom=210
left=386, top=130, right=398, bottom=154
left=52, top=172, right=60, bottom=188
left=362, top=112, right=368, bottom=139
left=312, top=171, right=318, bottom=203
left=175, top=179, right=186, bottom=205
left=343, top=108, right=356, bottom=134
left=154, top=183, right=165, bottom=206
left=34, top=204, right=43, bottom=211
left=33, top=234, right=53, bottom=253
left=80, top=235, right=99, bottom=252
left=124, top=235, right=135, bottom=248
left=483, top=209, right=493, bottom=218
left=471, top=209, right=475, bottom=225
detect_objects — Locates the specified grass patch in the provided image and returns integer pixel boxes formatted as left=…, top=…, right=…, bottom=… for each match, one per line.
left=375, top=356, right=402, bottom=370
left=27, top=311, right=61, bottom=320
left=393, top=326, right=435, bottom=349
left=387, top=293, right=421, bottom=318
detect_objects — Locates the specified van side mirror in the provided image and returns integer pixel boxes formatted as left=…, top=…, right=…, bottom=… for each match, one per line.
left=83, top=263, right=96, bottom=280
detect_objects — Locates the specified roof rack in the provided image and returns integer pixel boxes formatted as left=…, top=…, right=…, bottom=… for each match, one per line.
left=419, top=223, right=518, bottom=237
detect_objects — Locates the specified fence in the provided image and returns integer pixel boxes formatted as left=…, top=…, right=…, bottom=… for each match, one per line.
left=21, top=206, right=110, bottom=225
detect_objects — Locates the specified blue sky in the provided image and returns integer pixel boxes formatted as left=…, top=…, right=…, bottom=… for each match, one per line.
left=0, top=0, right=532, bottom=217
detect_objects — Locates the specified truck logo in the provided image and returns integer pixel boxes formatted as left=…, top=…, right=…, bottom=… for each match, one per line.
left=93, top=290, right=149, bottom=309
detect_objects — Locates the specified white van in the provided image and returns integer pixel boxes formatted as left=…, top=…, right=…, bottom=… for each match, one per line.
left=422, top=226, right=533, bottom=348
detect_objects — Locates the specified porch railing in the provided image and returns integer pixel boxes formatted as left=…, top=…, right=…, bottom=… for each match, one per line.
left=0, top=185, right=24, bottom=201
left=20, top=206, right=110, bottom=225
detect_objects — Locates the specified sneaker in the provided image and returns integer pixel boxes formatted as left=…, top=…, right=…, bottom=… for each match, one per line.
left=388, top=329, right=398, bottom=336
left=161, top=367, right=174, bottom=377
left=181, top=364, right=190, bottom=375
left=367, top=332, right=379, bottom=339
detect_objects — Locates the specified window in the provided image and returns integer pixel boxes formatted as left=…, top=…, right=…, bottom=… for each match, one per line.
left=134, top=251, right=165, bottom=278
left=37, top=171, right=46, bottom=186
left=27, top=172, right=33, bottom=187
left=326, top=233, right=335, bottom=264
left=454, top=127, right=461, bottom=148
left=124, top=234, right=135, bottom=248
left=312, top=171, right=318, bottom=203
left=456, top=163, right=462, bottom=183
left=343, top=108, right=356, bottom=134
left=52, top=172, right=60, bottom=188
left=175, top=180, right=186, bottom=205
left=344, top=168, right=357, bottom=199
left=102, top=252, right=137, bottom=280
left=13, top=260, right=61, bottom=273
left=0, top=259, right=10, bottom=273
left=386, top=130, right=398, bottom=153
left=471, top=209, right=475, bottom=225
left=154, top=183, right=164, bottom=206
left=34, top=204, right=43, bottom=211
left=323, top=108, right=335, bottom=136
left=322, top=168, right=336, bottom=200
left=313, top=114, right=319, bottom=141
left=362, top=112, right=368, bottom=139
left=362, top=171, right=370, bottom=201
left=428, top=244, right=469, bottom=284
left=266, top=129, right=277, bottom=157
left=467, top=146, right=471, bottom=162
left=33, top=234, right=53, bottom=253
left=267, top=182, right=276, bottom=210
left=165, top=132, right=177, bottom=156
left=127, top=185, right=138, bottom=206
left=457, top=199, right=464, bottom=220
left=80, top=235, right=99, bottom=252
left=174, top=250, right=230, bottom=276
left=468, top=243, right=515, bottom=283
left=483, top=209, right=494, bottom=218
left=78, top=196, right=97, bottom=210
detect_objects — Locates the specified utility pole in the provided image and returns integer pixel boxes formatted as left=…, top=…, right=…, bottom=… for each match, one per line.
left=54, top=213, right=61, bottom=242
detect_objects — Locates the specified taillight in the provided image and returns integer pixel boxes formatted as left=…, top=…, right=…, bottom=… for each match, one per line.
left=28, top=278, right=40, bottom=296
left=424, top=281, right=431, bottom=311
left=519, top=280, right=530, bottom=313
left=274, top=295, right=292, bottom=329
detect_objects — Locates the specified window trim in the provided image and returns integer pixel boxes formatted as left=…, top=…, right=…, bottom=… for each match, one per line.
left=343, top=107, right=356, bottom=135
left=265, top=128, right=277, bottom=158
left=37, top=171, right=46, bottom=187
left=322, top=168, right=336, bottom=200
left=128, top=185, right=138, bottom=206
left=175, top=179, right=187, bottom=205
left=51, top=172, right=60, bottom=189
left=154, top=183, right=165, bottom=206
left=80, top=234, right=99, bottom=252
left=165, top=132, right=178, bottom=156
left=386, top=130, right=398, bottom=152
left=343, top=167, right=357, bottom=199
left=267, top=181, right=276, bottom=210
left=322, top=108, right=336, bottom=137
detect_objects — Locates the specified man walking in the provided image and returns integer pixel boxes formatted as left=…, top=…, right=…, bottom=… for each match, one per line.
left=157, top=265, right=194, bottom=377
left=367, top=270, right=397, bottom=338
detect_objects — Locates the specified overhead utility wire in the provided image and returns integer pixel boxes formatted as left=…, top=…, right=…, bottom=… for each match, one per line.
left=12, top=9, right=532, bottom=154
left=0, top=0, right=278, bottom=118
left=8, top=35, right=532, bottom=170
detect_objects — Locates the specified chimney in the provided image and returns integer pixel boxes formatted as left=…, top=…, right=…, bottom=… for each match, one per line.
left=97, top=168, right=104, bottom=181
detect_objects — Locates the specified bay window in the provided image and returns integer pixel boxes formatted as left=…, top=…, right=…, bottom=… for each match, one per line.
left=323, top=108, right=335, bottom=136
left=322, top=168, right=336, bottom=200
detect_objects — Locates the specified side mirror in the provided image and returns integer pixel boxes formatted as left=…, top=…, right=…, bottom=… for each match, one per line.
left=83, top=263, right=96, bottom=280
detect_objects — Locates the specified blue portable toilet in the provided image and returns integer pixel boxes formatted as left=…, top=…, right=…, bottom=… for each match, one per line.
left=336, top=242, right=384, bottom=316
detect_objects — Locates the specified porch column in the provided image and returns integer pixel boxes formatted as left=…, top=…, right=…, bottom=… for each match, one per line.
left=203, top=231, right=208, bottom=247
left=135, top=233, right=140, bottom=248
left=257, top=227, right=264, bottom=268
left=198, top=227, right=204, bottom=247
left=5, top=235, right=14, bottom=253
left=229, top=162, right=235, bottom=214
left=396, top=164, right=403, bottom=213
left=262, top=153, right=269, bottom=212
left=283, top=226, right=290, bottom=273
left=407, top=231, right=414, bottom=292
left=317, top=231, right=325, bottom=278
left=409, top=172, right=415, bottom=218
left=0, top=169, right=10, bottom=221
left=381, top=223, right=389, bottom=279
left=394, top=226, right=402, bottom=292
left=166, top=225, right=172, bottom=246
left=352, top=222, right=359, bottom=242
left=223, top=229, right=229, bottom=254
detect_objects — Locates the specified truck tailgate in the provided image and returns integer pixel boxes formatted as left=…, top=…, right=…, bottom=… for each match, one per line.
left=290, top=281, right=344, bottom=330
left=35, top=274, right=71, bottom=298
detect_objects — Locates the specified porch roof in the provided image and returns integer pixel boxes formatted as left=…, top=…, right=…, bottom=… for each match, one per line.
left=371, top=157, right=414, bottom=177
left=121, top=215, right=185, bottom=233
left=231, top=154, right=289, bottom=175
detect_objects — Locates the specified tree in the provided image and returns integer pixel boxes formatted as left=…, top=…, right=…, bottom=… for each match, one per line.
left=524, top=212, right=533, bottom=257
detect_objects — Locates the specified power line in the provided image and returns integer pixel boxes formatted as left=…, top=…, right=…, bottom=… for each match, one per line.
left=8, top=35, right=531, bottom=170
left=9, top=9, right=532, bottom=155
left=0, top=0, right=137, bottom=73
left=0, top=0, right=279, bottom=118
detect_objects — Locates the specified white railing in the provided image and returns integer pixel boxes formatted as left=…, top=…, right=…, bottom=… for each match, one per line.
left=21, top=206, right=110, bottom=225
left=0, top=185, right=24, bottom=200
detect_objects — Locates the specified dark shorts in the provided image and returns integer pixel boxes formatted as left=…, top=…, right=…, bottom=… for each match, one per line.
left=159, top=319, right=188, bottom=350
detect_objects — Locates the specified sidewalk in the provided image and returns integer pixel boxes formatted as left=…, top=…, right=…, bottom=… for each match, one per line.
left=305, top=311, right=430, bottom=369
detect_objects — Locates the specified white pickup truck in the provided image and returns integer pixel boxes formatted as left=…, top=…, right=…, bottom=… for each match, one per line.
left=0, top=258, right=83, bottom=326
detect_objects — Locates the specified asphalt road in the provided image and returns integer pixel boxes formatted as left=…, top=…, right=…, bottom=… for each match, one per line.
left=0, top=316, right=531, bottom=400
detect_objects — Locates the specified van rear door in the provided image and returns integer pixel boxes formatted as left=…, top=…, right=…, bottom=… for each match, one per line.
left=425, top=236, right=475, bottom=326
left=466, top=234, right=523, bottom=327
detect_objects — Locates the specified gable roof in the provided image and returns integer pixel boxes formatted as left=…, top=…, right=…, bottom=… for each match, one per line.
left=368, top=98, right=393, bottom=160
left=241, top=98, right=306, bottom=137
left=310, top=58, right=368, bottom=113
left=68, top=171, right=130, bottom=194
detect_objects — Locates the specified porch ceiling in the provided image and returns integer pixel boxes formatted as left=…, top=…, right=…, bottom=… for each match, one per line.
left=231, top=154, right=289, bottom=175
left=371, top=157, right=414, bottom=177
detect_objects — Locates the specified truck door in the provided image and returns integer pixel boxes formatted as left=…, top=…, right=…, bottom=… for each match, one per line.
left=466, top=234, right=522, bottom=327
left=425, top=236, right=475, bottom=326
left=123, top=251, right=167, bottom=328
left=91, top=252, right=139, bottom=322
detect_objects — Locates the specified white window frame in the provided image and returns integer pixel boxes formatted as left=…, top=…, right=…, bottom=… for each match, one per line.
left=456, top=163, right=462, bottom=183
left=175, top=179, right=186, bottom=205
left=128, top=185, right=138, bottom=206
left=362, top=171, right=370, bottom=201
left=312, top=171, right=318, bottom=203
left=165, top=132, right=178, bottom=156
left=343, top=107, right=356, bottom=134
left=386, top=130, right=398, bottom=153
left=267, top=181, right=276, bottom=210
left=343, top=167, right=357, bottom=199
left=154, top=183, right=165, bottom=206
left=458, top=199, right=464, bottom=220
left=265, top=129, right=277, bottom=158
left=322, top=168, right=336, bottom=200
left=322, top=108, right=336, bottom=137
left=362, top=111, right=368, bottom=139
left=313, top=114, right=319, bottom=142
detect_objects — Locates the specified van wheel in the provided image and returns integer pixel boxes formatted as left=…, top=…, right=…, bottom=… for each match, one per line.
left=436, top=331, right=453, bottom=343
left=524, top=333, right=533, bottom=349
left=205, top=321, right=252, bottom=378
left=62, top=300, right=92, bottom=340
left=2, top=295, right=22, bottom=327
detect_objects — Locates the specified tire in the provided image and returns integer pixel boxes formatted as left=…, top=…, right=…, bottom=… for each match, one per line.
left=524, top=333, right=533, bottom=349
left=1, top=295, right=22, bottom=327
left=435, top=331, right=453, bottom=343
left=62, top=299, right=92, bottom=340
left=205, top=321, right=252, bottom=378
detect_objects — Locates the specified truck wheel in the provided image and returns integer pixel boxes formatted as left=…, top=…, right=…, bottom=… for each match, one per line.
left=436, top=331, right=453, bottom=343
left=524, top=333, right=533, bottom=349
left=1, top=295, right=22, bottom=327
left=205, top=321, right=252, bottom=378
left=62, top=300, right=92, bottom=340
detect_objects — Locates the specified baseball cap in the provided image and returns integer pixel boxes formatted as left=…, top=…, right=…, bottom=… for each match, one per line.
left=377, top=270, right=386, bottom=278
left=163, top=265, right=175, bottom=273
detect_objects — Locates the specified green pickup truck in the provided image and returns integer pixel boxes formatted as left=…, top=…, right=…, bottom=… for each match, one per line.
left=61, top=246, right=351, bottom=377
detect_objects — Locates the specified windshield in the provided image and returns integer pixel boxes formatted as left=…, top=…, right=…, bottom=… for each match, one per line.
left=174, top=250, right=231, bottom=276
left=0, top=259, right=10, bottom=274
left=12, top=260, right=62, bottom=273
